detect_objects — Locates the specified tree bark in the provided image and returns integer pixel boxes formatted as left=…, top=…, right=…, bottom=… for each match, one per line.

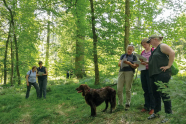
left=3, top=22, right=11, bottom=85
left=3, top=0, right=21, bottom=85
left=45, top=10, right=50, bottom=69
left=89, top=0, right=99, bottom=85
left=10, top=38, right=14, bottom=85
left=74, top=0, right=86, bottom=78
left=124, top=0, right=130, bottom=52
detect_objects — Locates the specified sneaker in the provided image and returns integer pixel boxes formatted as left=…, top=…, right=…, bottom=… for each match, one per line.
left=125, top=105, right=130, bottom=111
left=148, top=113, right=160, bottom=120
left=149, top=109, right=154, bottom=115
left=161, top=118, right=169, bottom=123
left=141, top=108, right=148, bottom=112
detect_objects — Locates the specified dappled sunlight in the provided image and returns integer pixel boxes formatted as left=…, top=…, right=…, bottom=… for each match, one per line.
left=19, top=112, right=31, bottom=124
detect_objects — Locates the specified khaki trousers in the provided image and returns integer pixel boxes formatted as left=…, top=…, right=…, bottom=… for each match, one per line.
left=117, top=71, right=134, bottom=106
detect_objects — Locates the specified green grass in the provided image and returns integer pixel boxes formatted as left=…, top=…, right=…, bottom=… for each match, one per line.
left=0, top=76, right=185, bottom=124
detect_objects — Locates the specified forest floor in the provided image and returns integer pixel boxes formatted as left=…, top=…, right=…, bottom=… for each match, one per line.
left=0, top=75, right=185, bottom=124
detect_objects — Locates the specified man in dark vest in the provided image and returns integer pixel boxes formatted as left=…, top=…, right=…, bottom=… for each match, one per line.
left=37, top=61, right=48, bottom=99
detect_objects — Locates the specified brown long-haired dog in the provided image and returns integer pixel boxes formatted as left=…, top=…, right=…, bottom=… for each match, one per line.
left=76, top=84, right=116, bottom=116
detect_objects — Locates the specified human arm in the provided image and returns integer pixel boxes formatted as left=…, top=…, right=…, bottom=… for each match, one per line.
left=42, top=68, right=48, bottom=76
left=118, top=60, right=122, bottom=67
left=124, top=61, right=138, bottom=69
left=160, top=44, right=175, bottom=72
left=26, top=75, right=29, bottom=86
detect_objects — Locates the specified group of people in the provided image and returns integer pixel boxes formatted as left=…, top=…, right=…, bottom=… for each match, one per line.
left=26, top=61, right=48, bottom=99
left=117, top=34, right=175, bottom=122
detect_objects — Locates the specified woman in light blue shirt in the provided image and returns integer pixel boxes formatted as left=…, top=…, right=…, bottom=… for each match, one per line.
left=26, top=66, right=40, bottom=99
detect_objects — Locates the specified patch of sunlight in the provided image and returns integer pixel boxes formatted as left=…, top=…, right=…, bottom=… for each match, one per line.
left=66, top=106, right=76, bottom=112
left=20, top=112, right=31, bottom=124
left=132, top=92, right=137, bottom=95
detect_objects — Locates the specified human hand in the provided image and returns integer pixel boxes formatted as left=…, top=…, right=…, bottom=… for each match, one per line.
left=141, top=62, right=147, bottom=65
left=27, top=82, right=29, bottom=86
left=160, top=66, right=170, bottom=72
left=42, top=74, right=45, bottom=76
left=139, top=58, right=144, bottom=62
left=124, top=61, right=131, bottom=65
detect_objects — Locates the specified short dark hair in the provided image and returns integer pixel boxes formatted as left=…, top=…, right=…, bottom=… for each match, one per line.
left=32, top=66, right=37, bottom=70
left=38, top=61, right=43, bottom=64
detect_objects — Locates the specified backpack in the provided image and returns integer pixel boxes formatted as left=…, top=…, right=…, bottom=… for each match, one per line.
left=25, top=70, right=31, bottom=78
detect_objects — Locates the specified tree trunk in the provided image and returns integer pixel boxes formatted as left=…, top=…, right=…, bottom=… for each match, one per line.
left=3, top=22, right=11, bottom=85
left=74, top=0, right=86, bottom=78
left=89, top=0, right=99, bottom=85
left=45, top=10, right=50, bottom=69
left=124, top=0, right=130, bottom=52
left=10, top=39, right=14, bottom=85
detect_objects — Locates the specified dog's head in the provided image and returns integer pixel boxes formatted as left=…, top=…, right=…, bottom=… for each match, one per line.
left=76, top=84, right=90, bottom=96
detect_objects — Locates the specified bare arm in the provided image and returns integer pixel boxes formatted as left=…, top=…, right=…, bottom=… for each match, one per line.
left=26, top=75, right=29, bottom=86
left=118, top=60, right=122, bottom=67
left=160, top=44, right=175, bottom=69
left=43, top=68, right=48, bottom=76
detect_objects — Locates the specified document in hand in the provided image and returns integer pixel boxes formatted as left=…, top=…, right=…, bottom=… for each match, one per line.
left=134, top=53, right=147, bottom=62
left=121, top=58, right=129, bottom=68
left=38, top=72, right=44, bottom=76
left=133, top=61, right=146, bottom=70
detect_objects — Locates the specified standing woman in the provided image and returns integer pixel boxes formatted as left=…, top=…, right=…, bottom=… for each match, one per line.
left=26, top=66, right=40, bottom=99
left=141, top=35, right=175, bottom=122
left=117, top=45, right=138, bottom=111
left=140, top=38, right=155, bottom=115
left=37, top=61, right=48, bottom=99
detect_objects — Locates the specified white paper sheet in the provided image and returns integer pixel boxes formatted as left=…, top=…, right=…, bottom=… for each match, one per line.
left=134, top=53, right=147, bottom=62
left=133, top=61, right=146, bottom=70
left=121, top=58, right=129, bottom=68
left=38, top=72, right=44, bottom=76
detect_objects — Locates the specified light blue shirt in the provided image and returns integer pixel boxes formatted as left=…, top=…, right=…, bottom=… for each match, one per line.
left=27, top=70, right=36, bottom=83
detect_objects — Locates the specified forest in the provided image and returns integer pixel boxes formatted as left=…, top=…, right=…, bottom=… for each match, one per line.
left=0, top=0, right=186, bottom=124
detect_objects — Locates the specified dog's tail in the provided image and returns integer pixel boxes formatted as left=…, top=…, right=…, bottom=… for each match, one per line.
left=111, top=90, right=116, bottom=109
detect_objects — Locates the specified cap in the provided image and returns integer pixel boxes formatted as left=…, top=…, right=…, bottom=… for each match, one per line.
left=141, top=38, right=148, bottom=44
left=147, top=34, right=163, bottom=43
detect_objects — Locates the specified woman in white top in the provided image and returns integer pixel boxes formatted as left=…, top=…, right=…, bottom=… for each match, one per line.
left=26, top=66, right=40, bottom=99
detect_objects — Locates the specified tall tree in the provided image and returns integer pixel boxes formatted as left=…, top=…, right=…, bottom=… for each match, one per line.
left=3, top=0, right=21, bottom=84
left=124, top=0, right=130, bottom=52
left=3, top=22, right=11, bottom=85
left=89, top=0, right=99, bottom=85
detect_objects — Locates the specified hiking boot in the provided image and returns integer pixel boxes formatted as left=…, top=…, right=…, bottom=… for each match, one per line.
left=149, top=109, right=154, bottom=115
left=148, top=113, right=160, bottom=120
left=114, top=105, right=124, bottom=112
left=125, top=104, right=130, bottom=111
left=141, top=108, right=148, bottom=112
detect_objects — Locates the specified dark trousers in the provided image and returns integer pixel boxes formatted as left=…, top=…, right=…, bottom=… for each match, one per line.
left=150, top=72, right=172, bottom=114
left=26, top=82, right=40, bottom=98
left=141, top=70, right=155, bottom=110
left=38, top=78, right=47, bottom=98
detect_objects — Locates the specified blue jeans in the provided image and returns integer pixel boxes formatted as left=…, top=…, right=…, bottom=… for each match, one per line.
left=141, top=70, right=155, bottom=110
left=38, top=78, right=47, bottom=98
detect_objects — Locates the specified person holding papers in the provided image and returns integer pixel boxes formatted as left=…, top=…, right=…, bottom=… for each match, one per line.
left=140, top=38, right=155, bottom=115
left=37, top=61, right=48, bottom=99
left=116, top=45, right=138, bottom=111
left=141, top=35, right=175, bottom=123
